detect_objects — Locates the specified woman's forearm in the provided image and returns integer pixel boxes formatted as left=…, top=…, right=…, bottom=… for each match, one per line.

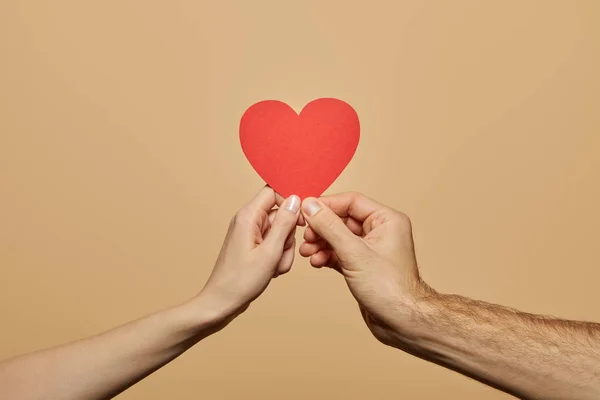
left=0, top=296, right=223, bottom=400
left=0, top=187, right=301, bottom=400
left=401, top=293, right=600, bottom=399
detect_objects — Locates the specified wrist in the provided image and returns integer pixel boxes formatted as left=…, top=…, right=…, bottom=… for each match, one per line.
left=384, top=284, right=441, bottom=349
left=175, top=293, right=242, bottom=339
left=390, top=289, right=473, bottom=365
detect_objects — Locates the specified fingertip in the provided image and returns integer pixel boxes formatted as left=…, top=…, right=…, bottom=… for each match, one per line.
left=299, top=240, right=327, bottom=256
left=298, top=241, right=313, bottom=257
left=310, top=250, right=331, bottom=268
left=302, top=197, right=323, bottom=218
left=309, top=256, right=323, bottom=268
left=283, top=195, right=301, bottom=214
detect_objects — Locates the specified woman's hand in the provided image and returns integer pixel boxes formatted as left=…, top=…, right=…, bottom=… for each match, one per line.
left=197, top=186, right=302, bottom=326
left=0, top=186, right=303, bottom=400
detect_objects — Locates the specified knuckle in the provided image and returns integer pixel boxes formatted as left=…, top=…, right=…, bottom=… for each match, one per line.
left=347, top=191, right=362, bottom=200
left=341, top=191, right=362, bottom=207
left=233, top=208, right=253, bottom=225
left=394, top=211, right=412, bottom=232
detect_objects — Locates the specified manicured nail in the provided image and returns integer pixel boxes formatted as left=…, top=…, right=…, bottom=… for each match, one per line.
left=302, top=198, right=322, bottom=217
left=284, top=195, right=300, bottom=213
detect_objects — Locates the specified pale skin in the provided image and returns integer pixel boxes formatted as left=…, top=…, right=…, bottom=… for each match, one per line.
left=0, top=186, right=303, bottom=400
left=299, top=192, right=600, bottom=400
left=2, top=188, right=599, bottom=399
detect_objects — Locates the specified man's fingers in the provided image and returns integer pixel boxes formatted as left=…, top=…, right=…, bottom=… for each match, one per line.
left=310, top=250, right=343, bottom=274
left=310, top=250, right=331, bottom=268
left=318, top=192, right=384, bottom=223
left=304, top=226, right=320, bottom=242
left=304, top=216, right=362, bottom=243
left=343, top=216, right=365, bottom=236
left=301, top=198, right=361, bottom=254
left=299, top=239, right=328, bottom=257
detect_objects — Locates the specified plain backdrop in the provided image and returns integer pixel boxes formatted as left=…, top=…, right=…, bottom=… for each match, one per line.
left=1, top=1, right=599, bottom=399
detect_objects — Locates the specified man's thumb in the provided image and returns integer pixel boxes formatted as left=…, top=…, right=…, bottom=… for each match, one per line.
left=302, top=198, right=359, bottom=253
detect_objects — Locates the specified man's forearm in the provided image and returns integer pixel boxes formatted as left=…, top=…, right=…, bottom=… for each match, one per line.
left=398, top=293, right=600, bottom=399
left=0, top=296, right=223, bottom=400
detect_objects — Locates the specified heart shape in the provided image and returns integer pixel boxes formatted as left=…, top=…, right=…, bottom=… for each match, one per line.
left=240, top=98, right=360, bottom=199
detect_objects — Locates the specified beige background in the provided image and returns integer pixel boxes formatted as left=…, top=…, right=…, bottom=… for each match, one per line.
left=1, top=1, right=599, bottom=399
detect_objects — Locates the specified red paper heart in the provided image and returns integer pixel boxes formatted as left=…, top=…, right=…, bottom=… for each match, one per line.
left=240, top=98, right=360, bottom=199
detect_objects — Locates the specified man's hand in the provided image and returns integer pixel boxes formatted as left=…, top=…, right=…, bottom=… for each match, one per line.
left=299, top=192, right=432, bottom=345
left=299, top=191, right=600, bottom=400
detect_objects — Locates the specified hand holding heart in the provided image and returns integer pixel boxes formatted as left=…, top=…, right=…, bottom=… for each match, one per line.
left=198, top=186, right=303, bottom=321
left=298, top=193, right=431, bottom=347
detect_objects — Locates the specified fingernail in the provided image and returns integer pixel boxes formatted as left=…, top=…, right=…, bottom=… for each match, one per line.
left=284, top=195, right=300, bottom=213
left=302, top=198, right=322, bottom=217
